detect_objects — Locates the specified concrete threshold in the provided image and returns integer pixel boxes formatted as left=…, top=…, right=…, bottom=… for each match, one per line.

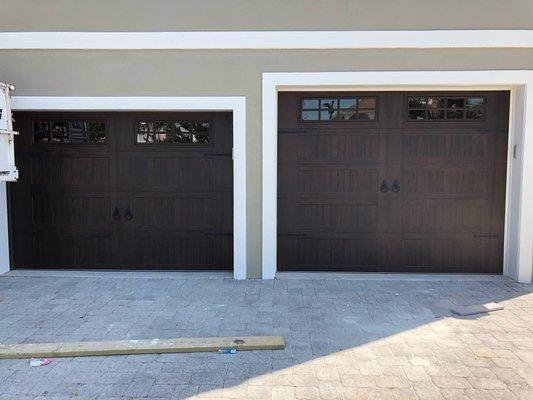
left=4, top=269, right=233, bottom=280
left=276, top=272, right=510, bottom=282
left=3, top=269, right=512, bottom=283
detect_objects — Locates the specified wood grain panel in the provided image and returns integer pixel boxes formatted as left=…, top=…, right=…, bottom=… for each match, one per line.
left=31, top=156, right=111, bottom=187
left=133, top=196, right=214, bottom=228
left=278, top=91, right=509, bottom=273
left=133, top=158, right=214, bottom=192
left=32, top=195, right=111, bottom=226
left=34, top=233, right=112, bottom=265
left=10, top=111, right=233, bottom=270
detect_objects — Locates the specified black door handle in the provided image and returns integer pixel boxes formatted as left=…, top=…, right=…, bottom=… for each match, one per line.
left=379, top=180, right=389, bottom=193
left=112, top=207, right=121, bottom=220
left=391, top=180, right=401, bottom=193
left=124, top=207, right=133, bottom=221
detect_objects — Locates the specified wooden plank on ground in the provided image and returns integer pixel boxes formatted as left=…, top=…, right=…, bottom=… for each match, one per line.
left=0, top=336, right=285, bottom=359
left=451, top=302, right=504, bottom=316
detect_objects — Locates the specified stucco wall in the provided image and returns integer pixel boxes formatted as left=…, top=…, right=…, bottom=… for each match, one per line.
left=1, top=48, right=533, bottom=276
left=2, top=0, right=533, bottom=31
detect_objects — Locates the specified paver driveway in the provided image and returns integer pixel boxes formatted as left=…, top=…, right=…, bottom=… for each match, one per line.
left=0, top=270, right=532, bottom=400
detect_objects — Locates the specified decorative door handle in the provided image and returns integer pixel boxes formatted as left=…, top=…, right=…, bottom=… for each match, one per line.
left=112, top=207, right=121, bottom=220
left=379, top=180, right=389, bottom=193
left=124, top=207, right=133, bottom=221
left=391, top=180, right=401, bottom=193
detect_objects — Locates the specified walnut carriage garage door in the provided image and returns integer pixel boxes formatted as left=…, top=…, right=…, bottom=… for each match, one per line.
left=10, top=112, right=233, bottom=270
left=278, top=91, right=509, bottom=273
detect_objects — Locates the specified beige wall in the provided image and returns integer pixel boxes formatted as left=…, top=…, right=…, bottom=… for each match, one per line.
left=1, top=48, right=533, bottom=276
left=2, top=0, right=533, bottom=31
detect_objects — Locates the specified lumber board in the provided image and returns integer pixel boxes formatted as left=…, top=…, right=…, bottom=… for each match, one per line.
left=0, top=336, right=285, bottom=359
left=451, top=302, right=504, bottom=316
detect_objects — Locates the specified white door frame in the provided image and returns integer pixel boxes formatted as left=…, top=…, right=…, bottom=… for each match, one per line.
left=262, top=71, right=533, bottom=283
left=0, top=96, right=247, bottom=279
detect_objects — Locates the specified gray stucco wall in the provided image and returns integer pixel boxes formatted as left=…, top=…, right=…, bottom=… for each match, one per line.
left=1, top=48, right=533, bottom=277
left=2, top=0, right=533, bottom=30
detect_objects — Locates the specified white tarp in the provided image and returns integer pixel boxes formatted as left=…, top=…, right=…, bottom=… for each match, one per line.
left=0, top=83, right=18, bottom=181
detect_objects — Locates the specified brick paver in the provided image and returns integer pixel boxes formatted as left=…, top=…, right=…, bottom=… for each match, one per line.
left=0, top=271, right=532, bottom=399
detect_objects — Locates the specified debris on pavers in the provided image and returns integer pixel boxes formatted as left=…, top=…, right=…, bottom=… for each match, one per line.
left=29, top=358, right=52, bottom=367
left=217, top=347, right=237, bottom=354
left=0, top=335, right=285, bottom=359
left=451, top=302, right=504, bottom=316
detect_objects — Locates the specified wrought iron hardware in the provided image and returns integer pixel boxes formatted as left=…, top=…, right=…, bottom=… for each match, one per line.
left=379, top=180, right=389, bottom=193
left=112, top=207, right=121, bottom=220
left=124, top=207, right=133, bottom=221
left=391, top=180, right=401, bottom=193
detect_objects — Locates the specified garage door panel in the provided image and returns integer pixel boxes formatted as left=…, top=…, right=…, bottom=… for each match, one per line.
left=401, top=237, right=503, bottom=272
left=213, top=192, right=233, bottom=231
left=297, top=236, right=378, bottom=269
left=9, top=186, right=33, bottom=230
left=400, top=166, right=490, bottom=197
left=401, top=201, right=487, bottom=234
left=31, top=156, right=112, bottom=188
left=401, top=133, right=488, bottom=162
left=10, top=111, right=233, bottom=270
left=211, top=157, right=233, bottom=192
left=297, top=203, right=379, bottom=231
left=131, top=193, right=232, bottom=233
left=296, top=132, right=380, bottom=162
left=132, top=157, right=214, bottom=192
left=32, top=194, right=112, bottom=228
left=289, top=167, right=379, bottom=197
left=132, top=233, right=226, bottom=268
left=33, top=231, right=113, bottom=266
left=278, top=91, right=508, bottom=273
left=132, top=195, right=215, bottom=229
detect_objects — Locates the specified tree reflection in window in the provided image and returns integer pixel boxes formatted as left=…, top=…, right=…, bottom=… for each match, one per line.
left=301, top=97, right=377, bottom=122
left=33, top=120, right=106, bottom=143
left=136, top=121, right=211, bottom=144
left=407, top=96, right=485, bottom=120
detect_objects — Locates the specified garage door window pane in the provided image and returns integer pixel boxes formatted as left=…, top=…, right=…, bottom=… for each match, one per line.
left=428, top=109, right=445, bottom=119
left=137, top=133, right=153, bottom=143
left=339, top=98, right=357, bottom=108
left=358, top=98, right=376, bottom=109
left=357, top=110, right=376, bottom=120
left=300, top=96, right=377, bottom=122
left=408, top=96, right=485, bottom=121
left=51, top=122, right=68, bottom=142
left=320, top=110, right=337, bottom=120
left=320, top=99, right=338, bottom=109
left=338, top=109, right=358, bottom=120
left=33, top=120, right=106, bottom=144
left=302, top=99, right=319, bottom=109
left=135, top=120, right=211, bottom=144
left=408, top=110, right=426, bottom=120
left=302, top=110, right=319, bottom=121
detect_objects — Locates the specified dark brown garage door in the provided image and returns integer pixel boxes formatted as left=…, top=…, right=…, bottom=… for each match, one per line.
left=278, top=91, right=509, bottom=273
left=9, top=112, right=233, bottom=270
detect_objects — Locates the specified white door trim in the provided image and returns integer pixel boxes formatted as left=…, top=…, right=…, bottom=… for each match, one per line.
left=262, top=71, right=533, bottom=283
left=3, top=96, right=247, bottom=279
left=0, top=30, right=532, bottom=50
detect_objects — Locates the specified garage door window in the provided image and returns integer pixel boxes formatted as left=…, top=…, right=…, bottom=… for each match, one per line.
left=300, top=97, right=377, bottom=122
left=33, top=121, right=106, bottom=144
left=135, top=121, right=211, bottom=144
left=407, top=96, right=485, bottom=120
